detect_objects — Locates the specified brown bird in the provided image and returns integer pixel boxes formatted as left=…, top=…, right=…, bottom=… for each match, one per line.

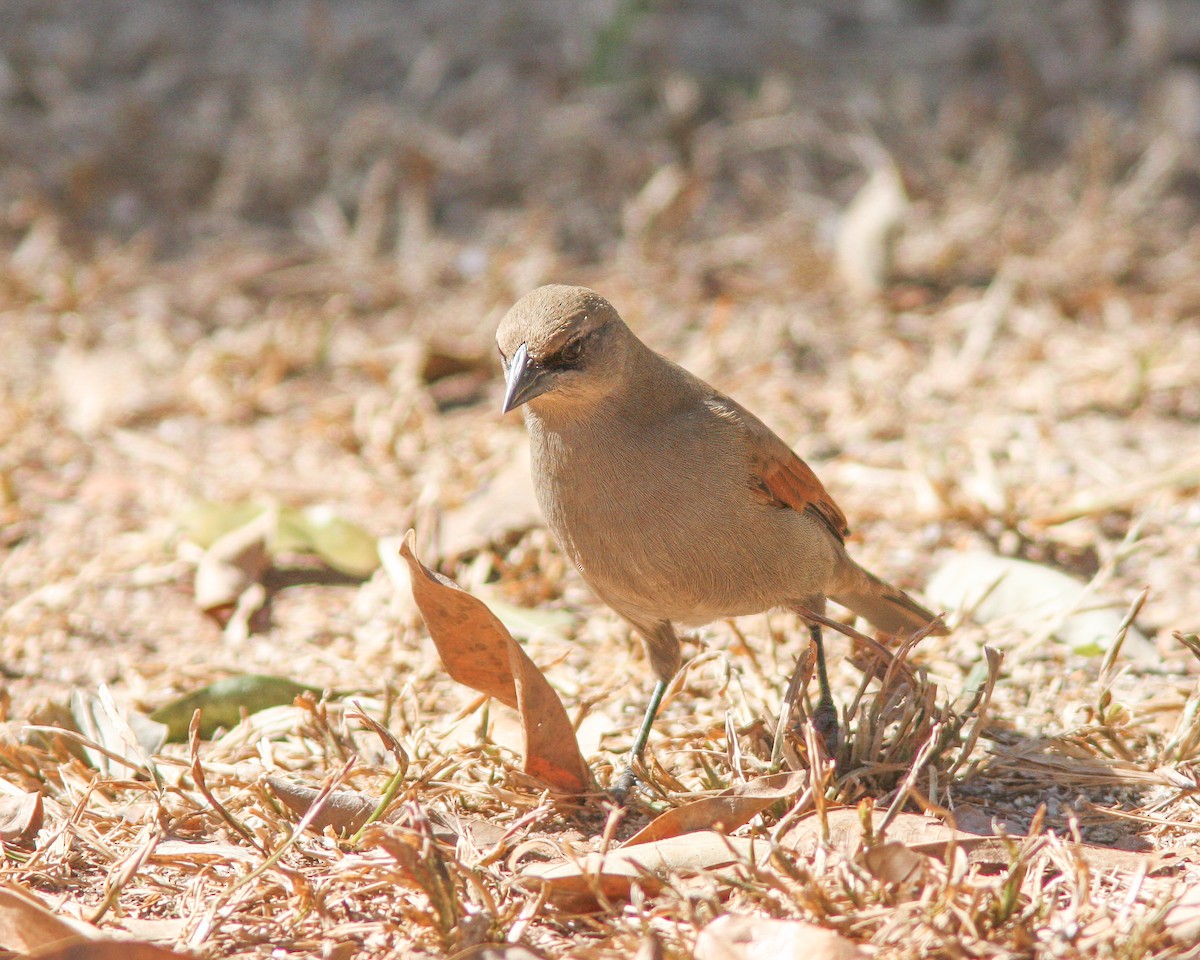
left=497, top=284, right=944, bottom=788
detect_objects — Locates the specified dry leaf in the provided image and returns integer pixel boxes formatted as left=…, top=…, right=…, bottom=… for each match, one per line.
left=398, top=530, right=590, bottom=793
left=25, top=940, right=195, bottom=960
left=397, top=531, right=517, bottom=708
left=624, top=771, right=806, bottom=847
left=429, top=811, right=510, bottom=861
left=782, top=808, right=995, bottom=861
left=107, top=917, right=190, bottom=944
left=443, top=947, right=546, bottom=960
left=0, top=884, right=100, bottom=953
left=926, top=552, right=1154, bottom=660
left=860, top=842, right=933, bottom=886
left=695, top=915, right=866, bottom=960
left=1165, top=881, right=1200, bottom=942
left=0, top=789, right=43, bottom=844
left=783, top=807, right=1166, bottom=881
left=268, top=777, right=377, bottom=835
left=70, top=685, right=166, bottom=779
left=522, top=832, right=764, bottom=909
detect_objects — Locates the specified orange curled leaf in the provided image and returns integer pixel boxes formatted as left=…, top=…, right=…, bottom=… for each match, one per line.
left=398, top=531, right=591, bottom=793
left=624, top=770, right=806, bottom=847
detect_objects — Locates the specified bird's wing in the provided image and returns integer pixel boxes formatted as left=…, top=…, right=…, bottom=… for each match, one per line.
left=713, top=397, right=849, bottom=543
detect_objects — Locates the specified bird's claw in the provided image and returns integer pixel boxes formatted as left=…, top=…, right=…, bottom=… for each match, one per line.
left=813, top=698, right=841, bottom=760
left=609, top=765, right=640, bottom=806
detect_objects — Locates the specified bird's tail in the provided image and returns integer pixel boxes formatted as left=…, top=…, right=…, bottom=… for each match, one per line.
left=830, top=561, right=947, bottom=637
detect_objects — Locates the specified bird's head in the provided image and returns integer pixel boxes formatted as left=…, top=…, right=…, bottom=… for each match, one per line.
left=496, top=285, right=631, bottom=414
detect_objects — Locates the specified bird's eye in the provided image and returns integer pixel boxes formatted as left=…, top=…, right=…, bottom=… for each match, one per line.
left=560, top=338, right=584, bottom=364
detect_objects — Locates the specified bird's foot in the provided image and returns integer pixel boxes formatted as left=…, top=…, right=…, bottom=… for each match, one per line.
left=609, top=765, right=641, bottom=806
left=813, top=697, right=841, bottom=761
left=611, top=766, right=637, bottom=802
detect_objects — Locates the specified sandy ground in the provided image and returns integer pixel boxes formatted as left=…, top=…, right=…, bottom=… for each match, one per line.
left=1, top=3, right=1200, bottom=958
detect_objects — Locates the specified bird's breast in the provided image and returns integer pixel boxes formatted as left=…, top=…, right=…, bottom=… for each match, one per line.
left=526, top=408, right=836, bottom=623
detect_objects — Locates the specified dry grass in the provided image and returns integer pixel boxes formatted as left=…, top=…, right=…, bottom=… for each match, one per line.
left=2, top=3, right=1200, bottom=958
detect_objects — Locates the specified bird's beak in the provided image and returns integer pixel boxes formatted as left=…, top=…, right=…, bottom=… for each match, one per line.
left=501, top=342, right=552, bottom=413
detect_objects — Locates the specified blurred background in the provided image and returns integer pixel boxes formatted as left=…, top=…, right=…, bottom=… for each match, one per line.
left=3, top=6, right=1200, bottom=954
left=1, top=0, right=1198, bottom=695
left=4, top=1, right=1200, bottom=292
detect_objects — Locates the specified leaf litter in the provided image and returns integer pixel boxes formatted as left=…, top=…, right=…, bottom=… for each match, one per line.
left=1, top=3, right=1200, bottom=959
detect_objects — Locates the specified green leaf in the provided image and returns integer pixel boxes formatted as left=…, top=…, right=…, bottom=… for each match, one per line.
left=479, top=595, right=575, bottom=641
left=150, top=675, right=324, bottom=741
left=292, top=506, right=379, bottom=577
left=179, top=501, right=269, bottom=549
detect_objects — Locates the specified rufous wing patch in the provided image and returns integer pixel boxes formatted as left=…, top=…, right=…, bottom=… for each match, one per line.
left=743, top=413, right=849, bottom=542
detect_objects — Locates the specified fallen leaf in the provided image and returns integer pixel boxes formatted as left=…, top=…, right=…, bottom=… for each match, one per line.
left=107, top=917, right=190, bottom=944
left=397, top=533, right=517, bottom=708
left=782, top=807, right=1167, bottom=880
left=428, top=811, right=511, bottom=860
left=0, top=884, right=100, bottom=953
left=478, top=595, right=574, bottom=643
left=268, top=777, right=377, bottom=835
left=0, top=789, right=43, bottom=844
left=280, top=505, right=379, bottom=577
left=150, top=674, right=323, bottom=740
left=70, top=685, right=166, bottom=779
left=860, top=841, right=933, bottom=885
left=1165, top=880, right=1200, bottom=942
left=624, top=771, right=806, bottom=847
left=193, top=507, right=274, bottom=630
left=926, top=552, right=1154, bottom=660
left=182, top=500, right=378, bottom=578
left=178, top=500, right=268, bottom=549
left=695, top=915, right=866, bottom=960
left=441, top=947, right=545, bottom=960
left=782, top=808, right=995, bottom=861
left=25, top=940, right=195, bottom=960
left=522, top=832, right=764, bottom=909
left=1043, top=838, right=1169, bottom=878
left=398, top=531, right=590, bottom=793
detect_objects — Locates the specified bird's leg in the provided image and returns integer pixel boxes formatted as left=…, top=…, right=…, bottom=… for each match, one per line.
left=610, top=620, right=681, bottom=803
left=630, top=678, right=668, bottom=767
left=611, top=679, right=668, bottom=802
left=809, top=621, right=841, bottom=758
